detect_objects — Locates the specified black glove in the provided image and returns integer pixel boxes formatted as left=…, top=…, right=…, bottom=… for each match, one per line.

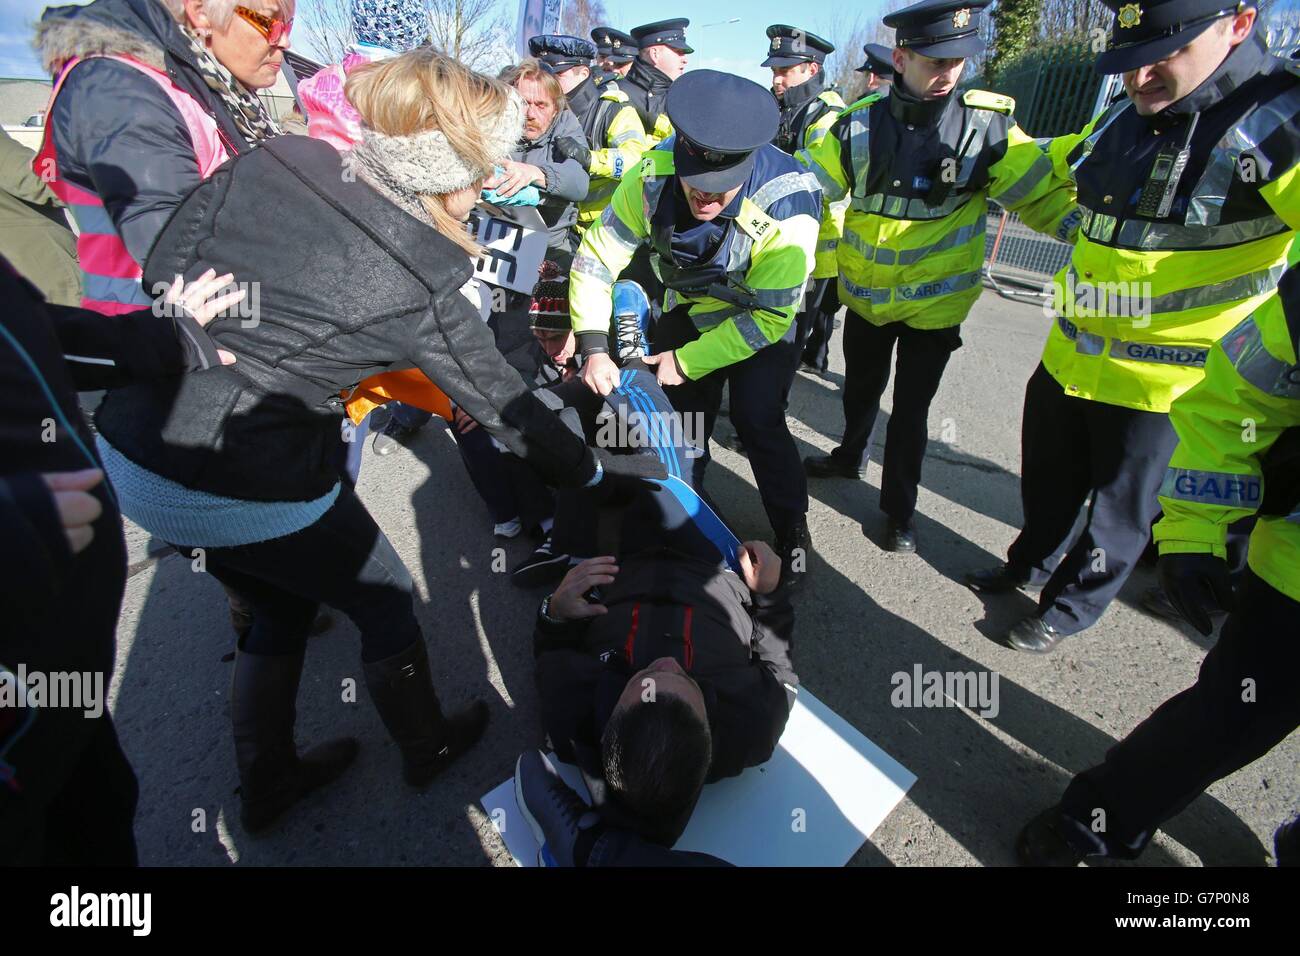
left=592, top=446, right=668, bottom=484
left=556, top=136, right=592, bottom=170
left=172, top=307, right=225, bottom=370
left=1157, top=552, right=1234, bottom=636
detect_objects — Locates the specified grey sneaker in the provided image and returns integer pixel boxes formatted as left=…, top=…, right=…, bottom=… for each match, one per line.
left=514, top=750, right=602, bottom=867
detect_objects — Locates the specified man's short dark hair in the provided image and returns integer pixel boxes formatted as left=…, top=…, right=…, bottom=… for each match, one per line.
left=600, top=693, right=712, bottom=846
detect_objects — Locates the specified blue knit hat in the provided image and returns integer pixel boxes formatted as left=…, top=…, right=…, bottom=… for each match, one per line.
left=351, top=0, right=428, bottom=54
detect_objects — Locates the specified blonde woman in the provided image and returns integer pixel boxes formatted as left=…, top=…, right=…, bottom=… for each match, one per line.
left=93, top=47, right=662, bottom=832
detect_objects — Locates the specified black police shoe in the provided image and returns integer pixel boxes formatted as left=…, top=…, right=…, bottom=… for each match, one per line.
left=803, top=454, right=864, bottom=480
left=1006, top=616, right=1066, bottom=654
left=514, top=750, right=603, bottom=868
left=1016, top=806, right=1086, bottom=867
left=776, top=520, right=812, bottom=593
left=964, top=563, right=1038, bottom=594
left=511, top=536, right=575, bottom=588
left=884, top=518, right=916, bottom=553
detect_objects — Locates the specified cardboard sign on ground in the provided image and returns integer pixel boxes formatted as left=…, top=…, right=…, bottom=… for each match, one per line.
left=480, top=689, right=915, bottom=867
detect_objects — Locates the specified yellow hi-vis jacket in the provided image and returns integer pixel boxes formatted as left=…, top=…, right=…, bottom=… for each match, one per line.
left=575, top=84, right=649, bottom=226
left=799, top=89, right=1079, bottom=330
left=570, top=144, right=821, bottom=379
left=802, top=89, right=848, bottom=280
left=1039, top=56, right=1300, bottom=414
left=1153, top=276, right=1300, bottom=602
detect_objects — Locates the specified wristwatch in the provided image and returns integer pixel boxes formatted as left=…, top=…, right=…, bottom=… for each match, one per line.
left=539, top=594, right=565, bottom=624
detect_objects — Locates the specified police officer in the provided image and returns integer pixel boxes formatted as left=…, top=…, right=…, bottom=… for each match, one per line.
left=762, top=25, right=846, bottom=376
left=800, top=0, right=1078, bottom=554
left=622, top=19, right=692, bottom=145
left=967, top=0, right=1300, bottom=653
left=591, top=26, right=637, bottom=83
left=570, top=71, right=823, bottom=591
left=1016, top=260, right=1300, bottom=865
left=529, top=34, right=648, bottom=229
left=857, top=42, right=896, bottom=93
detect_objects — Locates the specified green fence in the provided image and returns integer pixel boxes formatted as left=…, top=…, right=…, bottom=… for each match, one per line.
left=970, top=41, right=1104, bottom=138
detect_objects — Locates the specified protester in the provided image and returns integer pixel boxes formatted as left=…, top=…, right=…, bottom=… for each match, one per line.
left=493, top=58, right=590, bottom=262
left=35, top=0, right=291, bottom=314
left=90, top=47, right=662, bottom=832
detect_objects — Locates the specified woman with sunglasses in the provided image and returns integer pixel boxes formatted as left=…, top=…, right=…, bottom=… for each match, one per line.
left=35, top=0, right=293, bottom=316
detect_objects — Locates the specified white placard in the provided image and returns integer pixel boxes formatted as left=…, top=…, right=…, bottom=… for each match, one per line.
left=481, top=689, right=916, bottom=867
left=468, top=204, right=549, bottom=294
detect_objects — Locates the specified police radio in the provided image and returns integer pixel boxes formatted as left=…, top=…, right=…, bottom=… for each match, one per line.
left=1136, top=114, right=1200, bottom=220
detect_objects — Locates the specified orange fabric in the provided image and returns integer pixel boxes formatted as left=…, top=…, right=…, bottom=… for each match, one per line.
left=343, top=369, right=453, bottom=425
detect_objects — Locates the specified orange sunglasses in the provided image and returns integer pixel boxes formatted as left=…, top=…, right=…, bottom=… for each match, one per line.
left=234, top=5, right=293, bottom=45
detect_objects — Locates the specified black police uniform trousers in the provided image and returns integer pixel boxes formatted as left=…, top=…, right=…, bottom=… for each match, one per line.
left=1008, top=363, right=1179, bottom=635
left=797, top=277, right=839, bottom=372
left=1057, top=569, right=1300, bottom=859
left=827, top=313, right=963, bottom=522
left=654, top=304, right=808, bottom=539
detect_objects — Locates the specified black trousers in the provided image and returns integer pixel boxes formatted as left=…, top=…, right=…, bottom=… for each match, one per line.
left=798, top=278, right=839, bottom=372
left=1008, top=363, right=1179, bottom=635
left=653, top=305, right=808, bottom=539
left=830, top=316, right=962, bottom=523
left=179, top=484, right=423, bottom=663
left=1058, top=569, right=1300, bottom=859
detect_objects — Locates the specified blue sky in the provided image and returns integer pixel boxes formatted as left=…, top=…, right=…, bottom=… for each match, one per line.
left=1, top=0, right=889, bottom=80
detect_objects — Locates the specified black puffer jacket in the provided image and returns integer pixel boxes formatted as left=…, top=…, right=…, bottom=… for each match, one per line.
left=35, top=0, right=254, bottom=265
left=534, top=548, right=797, bottom=784
left=96, top=134, right=596, bottom=501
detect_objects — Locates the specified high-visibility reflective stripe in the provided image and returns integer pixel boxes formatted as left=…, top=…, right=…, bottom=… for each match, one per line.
left=573, top=253, right=614, bottom=285
left=849, top=114, right=871, bottom=202
left=1069, top=99, right=1133, bottom=174
left=816, top=237, right=839, bottom=253
left=994, top=152, right=1052, bottom=206
left=954, top=111, right=994, bottom=189
left=1056, top=314, right=1106, bottom=355
left=801, top=146, right=844, bottom=200
left=1147, top=264, right=1284, bottom=314
left=82, top=272, right=151, bottom=305
left=1109, top=338, right=1209, bottom=367
left=842, top=216, right=986, bottom=265
left=1058, top=313, right=1209, bottom=365
left=686, top=305, right=771, bottom=351
left=894, top=270, right=981, bottom=302
left=806, top=126, right=831, bottom=146
left=611, top=129, right=640, bottom=147
left=600, top=204, right=641, bottom=251
left=1159, top=467, right=1262, bottom=508
left=731, top=309, right=772, bottom=351
left=752, top=285, right=804, bottom=308
left=1079, top=206, right=1288, bottom=250
left=1221, top=313, right=1300, bottom=399
left=1063, top=264, right=1284, bottom=317
left=1188, top=83, right=1300, bottom=227
left=839, top=274, right=891, bottom=303
left=851, top=190, right=973, bottom=220
left=749, top=170, right=821, bottom=213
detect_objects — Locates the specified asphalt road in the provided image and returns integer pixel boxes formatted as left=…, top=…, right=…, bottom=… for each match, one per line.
left=111, top=287, right=1298, bottom=866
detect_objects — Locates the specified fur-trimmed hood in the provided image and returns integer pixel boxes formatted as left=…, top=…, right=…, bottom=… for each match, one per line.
left=34, top=0, right=188, bottom=75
